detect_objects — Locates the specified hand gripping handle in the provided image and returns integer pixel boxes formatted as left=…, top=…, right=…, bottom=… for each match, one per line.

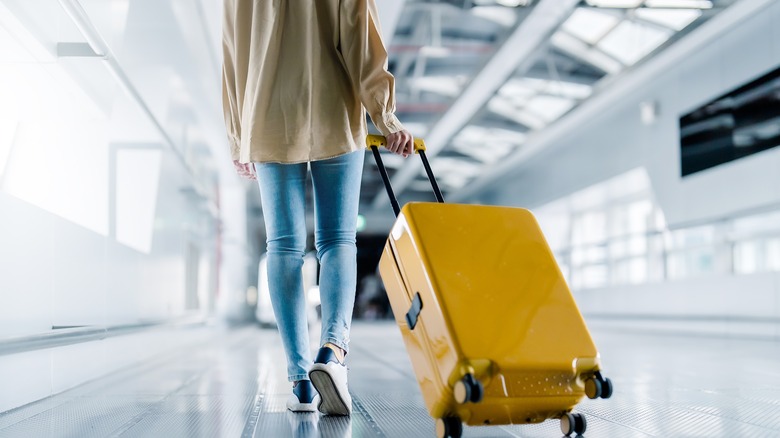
left=366, top=135, right=445, bottom=217
left=366, top=134, right=427, bottom=154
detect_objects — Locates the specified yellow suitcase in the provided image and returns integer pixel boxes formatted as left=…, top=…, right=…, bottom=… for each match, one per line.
left=367, top=136, right=613, bottom=438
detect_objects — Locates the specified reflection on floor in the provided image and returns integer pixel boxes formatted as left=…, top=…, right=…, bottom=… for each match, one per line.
left=1, top=322, right=779, bottom=437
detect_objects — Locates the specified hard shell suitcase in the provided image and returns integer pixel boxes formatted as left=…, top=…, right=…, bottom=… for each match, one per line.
left=366, top=135, right=613, bottom=438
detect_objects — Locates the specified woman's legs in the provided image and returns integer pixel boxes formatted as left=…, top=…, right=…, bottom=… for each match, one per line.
left=310, top=150, right=365, bottom=354
left=255, top=161, right=311, bottom=382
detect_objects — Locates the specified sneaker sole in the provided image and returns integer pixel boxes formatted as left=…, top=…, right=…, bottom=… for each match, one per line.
left=287, top=392, right=319, bottom=413
left=309, top=369, right=350, bottom=416
left=287, top=402, right=318, bottom=413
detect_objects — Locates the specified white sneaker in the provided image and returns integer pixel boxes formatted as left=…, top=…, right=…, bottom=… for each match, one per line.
left=287, top=380, right=320, bottom=413
left=309, top=347, right=352, bottom=416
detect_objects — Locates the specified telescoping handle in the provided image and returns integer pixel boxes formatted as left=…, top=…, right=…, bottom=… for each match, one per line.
left=366, top=134, right=445, bottom=217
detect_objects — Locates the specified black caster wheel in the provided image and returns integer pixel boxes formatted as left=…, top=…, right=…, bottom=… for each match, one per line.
left=593, top=371, right=613, bottom=399
left=585, top=377, right=602, bottom=399
left=560, top=413, right=587, bottom=436
left=436, top=417, right=463, bottom=438
left=601, top=377, right=613, bottom=399
left=453, top=373, right=484, bottom=404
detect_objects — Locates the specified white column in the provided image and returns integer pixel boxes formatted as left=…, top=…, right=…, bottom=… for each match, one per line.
left=216, top=183, right=252, bottom=322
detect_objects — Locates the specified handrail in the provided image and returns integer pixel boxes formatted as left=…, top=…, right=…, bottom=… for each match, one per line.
left=0, top=314, right=207, bottom=357
left=582, top=313, right=780, bottom=324
left=553, top=226, right=780, bottom=258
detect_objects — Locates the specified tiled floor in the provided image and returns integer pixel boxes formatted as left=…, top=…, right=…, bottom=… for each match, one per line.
left=1, top=322, right=779, bottom=437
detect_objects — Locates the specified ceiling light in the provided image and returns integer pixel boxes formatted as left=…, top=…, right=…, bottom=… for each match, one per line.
left=471, top=6, right=518, bottom=27
left=634, top=8, right=702, bottom=31
left=473, top=0, right=531, bottom=6
left=518, top=78, right=593, bottom=100
left=496, top=0, right=529, bottom=6
left=585, top=0, right=643, bottom=8
left=409, top=76, right=464, bottom=97
left=419, top=45, right=451, bottom=58
left=644, top=0, right=712, bottom=8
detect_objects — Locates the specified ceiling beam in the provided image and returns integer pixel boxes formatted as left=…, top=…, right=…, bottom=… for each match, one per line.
left=370, top=0, right=581, bottom=211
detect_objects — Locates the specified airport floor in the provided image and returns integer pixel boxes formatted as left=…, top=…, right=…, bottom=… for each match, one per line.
left=0, top=322, right=779, bottom=438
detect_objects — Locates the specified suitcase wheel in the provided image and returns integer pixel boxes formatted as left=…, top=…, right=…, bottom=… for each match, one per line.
left=436, top=417, right=462, bottom=438
left=586, top=371, right=614, bottom=399
left=601, top=377, right=614, bottom=399
left=560, top=413, right=587, bottom=436
left=585, top=377, right=602, bottom=399
left=453, top=373, right=483, bottom=404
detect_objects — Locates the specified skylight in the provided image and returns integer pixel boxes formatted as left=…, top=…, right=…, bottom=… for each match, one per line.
left=551, top=31, right=624, bottom=74
left=558, top=0, right=710, bottom=72
left=524, top=95, right=576, bottom=122
left=634, top=8, right=702, bottom=31
left=451, top=125, right=525, bottom=163
left=488, top=96, right=547, bottom=129
left=489, top=78, right=592, bottom=129
left=562, top=8, right=620, bottom=44
left=597, top=20, right=673, bottom=65
left=432, top=158, right=482, bottom=190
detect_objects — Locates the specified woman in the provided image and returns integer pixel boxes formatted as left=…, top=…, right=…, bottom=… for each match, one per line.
left=222, top=0, right=413, bottom=415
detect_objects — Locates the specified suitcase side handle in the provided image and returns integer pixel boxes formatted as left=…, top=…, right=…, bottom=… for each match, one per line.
left=366, top=135, right=445, bottom=217
left=405, top=292, right=423, bottom=330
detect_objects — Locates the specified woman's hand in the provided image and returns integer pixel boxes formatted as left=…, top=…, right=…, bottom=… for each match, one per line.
left=233, top=160, right=257, bottom=181
left=386, top=130, right=414, bottom=158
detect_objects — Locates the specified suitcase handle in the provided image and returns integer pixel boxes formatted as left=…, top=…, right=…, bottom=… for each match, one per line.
left=366, top=134, right=428, bottom=153
left=366, top=135, right=445, bottom=217
left=405, top=292, right=423, bottom=330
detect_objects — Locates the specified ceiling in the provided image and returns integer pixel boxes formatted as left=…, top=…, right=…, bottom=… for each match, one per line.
left=360, top=0, right=740, bottom=220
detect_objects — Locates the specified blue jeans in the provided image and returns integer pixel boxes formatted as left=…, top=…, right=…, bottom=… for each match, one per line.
left=255, top=150, right=364, bottom=382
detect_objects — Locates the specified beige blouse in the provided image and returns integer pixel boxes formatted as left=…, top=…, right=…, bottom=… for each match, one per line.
left=222, top=0, right=405, bottom=164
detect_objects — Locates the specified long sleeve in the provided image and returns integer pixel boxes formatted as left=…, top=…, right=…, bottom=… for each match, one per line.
left=339, top=0, right=405, bottom=136
left=221, top=0, right=244, bottom=160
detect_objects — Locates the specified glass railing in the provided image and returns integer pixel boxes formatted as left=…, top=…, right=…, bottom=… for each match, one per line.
left=552, top=208, right=780, bottom=290
left=534, top=168, right=780, bottom=291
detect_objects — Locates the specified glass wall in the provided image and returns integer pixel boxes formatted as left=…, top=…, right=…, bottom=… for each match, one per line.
left=535, top=168, right=780, bottom=291
left=0, top=0, right=222, bottom=337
